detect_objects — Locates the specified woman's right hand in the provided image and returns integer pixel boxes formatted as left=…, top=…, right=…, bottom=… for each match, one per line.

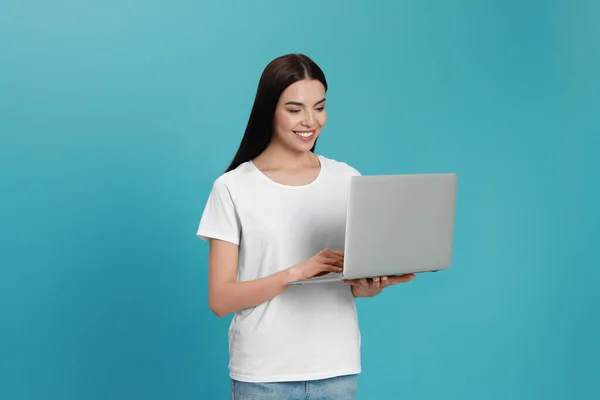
left=288, top=248, right=345, bottom=281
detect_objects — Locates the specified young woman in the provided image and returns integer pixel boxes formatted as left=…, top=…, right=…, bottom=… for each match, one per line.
left=196, top=53, right=415, bottom=400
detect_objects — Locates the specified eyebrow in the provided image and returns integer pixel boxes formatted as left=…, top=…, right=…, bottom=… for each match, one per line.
left=285, top=98, right=326, bottom=106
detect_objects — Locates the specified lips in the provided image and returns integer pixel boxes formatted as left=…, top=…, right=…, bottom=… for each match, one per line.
left=293, top=130, right=316, bottom=141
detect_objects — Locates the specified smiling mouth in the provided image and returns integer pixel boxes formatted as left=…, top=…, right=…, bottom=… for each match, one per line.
left=293, top=130, right=315, bottom=138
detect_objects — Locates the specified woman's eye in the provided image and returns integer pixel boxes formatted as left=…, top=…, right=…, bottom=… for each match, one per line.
left=316, top=107, right=325, bottom=112
left=288, top=109, right=301, bottom=113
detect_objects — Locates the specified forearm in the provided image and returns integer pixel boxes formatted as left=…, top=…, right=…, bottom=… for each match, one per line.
left=210, top=268, right=295, bottom=317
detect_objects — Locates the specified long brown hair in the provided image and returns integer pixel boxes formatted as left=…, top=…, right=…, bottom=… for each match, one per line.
left=225, top=54, right=328, bottom=172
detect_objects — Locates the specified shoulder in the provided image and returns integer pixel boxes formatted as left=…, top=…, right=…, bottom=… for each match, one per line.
left=210, top=161, right=254, bottom=191
left=319, top=155, right=362, bottom=177
left=201, top=163, right=254, bottom=207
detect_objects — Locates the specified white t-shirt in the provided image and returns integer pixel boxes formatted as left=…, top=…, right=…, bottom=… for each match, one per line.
left=196, top=155, right=362, bottom=383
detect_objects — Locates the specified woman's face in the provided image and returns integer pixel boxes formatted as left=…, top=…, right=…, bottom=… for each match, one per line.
left=272, top=79, right=327, bottom=152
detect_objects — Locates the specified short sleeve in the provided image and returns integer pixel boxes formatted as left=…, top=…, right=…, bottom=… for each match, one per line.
left=345, top=162, right=362, bottom=177
left=196, top=179, right=241, bottom=245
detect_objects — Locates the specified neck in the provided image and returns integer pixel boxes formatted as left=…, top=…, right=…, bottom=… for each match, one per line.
left=255, top=140, right=317, bottom=170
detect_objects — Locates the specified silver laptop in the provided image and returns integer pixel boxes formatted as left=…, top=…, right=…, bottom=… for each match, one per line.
left=290, top=173, right=457, bottom=284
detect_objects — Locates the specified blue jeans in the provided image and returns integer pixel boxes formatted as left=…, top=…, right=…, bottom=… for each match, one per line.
left=231, top=374, right=358, bottom=400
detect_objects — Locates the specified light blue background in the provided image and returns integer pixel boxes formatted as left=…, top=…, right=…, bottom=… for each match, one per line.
left=1, top=1, right=598, bottom=399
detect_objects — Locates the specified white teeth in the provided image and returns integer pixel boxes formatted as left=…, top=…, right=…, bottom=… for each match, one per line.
left=295, top=131, right=314, bottom=137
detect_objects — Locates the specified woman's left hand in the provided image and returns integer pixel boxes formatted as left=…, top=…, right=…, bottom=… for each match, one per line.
left=344, top=274, right=416, bottom=297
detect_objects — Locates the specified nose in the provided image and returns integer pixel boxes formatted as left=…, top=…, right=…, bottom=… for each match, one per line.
left=301, top=110, right=315, bottom=127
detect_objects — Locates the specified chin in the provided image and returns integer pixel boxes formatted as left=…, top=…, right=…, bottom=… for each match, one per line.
left=292, top=137, right=318, bottom=152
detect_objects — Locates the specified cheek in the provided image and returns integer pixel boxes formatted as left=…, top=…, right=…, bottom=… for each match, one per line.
left=275, top=110, right=296, bottom=131
left=318, top=111, right=327, bottom=127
